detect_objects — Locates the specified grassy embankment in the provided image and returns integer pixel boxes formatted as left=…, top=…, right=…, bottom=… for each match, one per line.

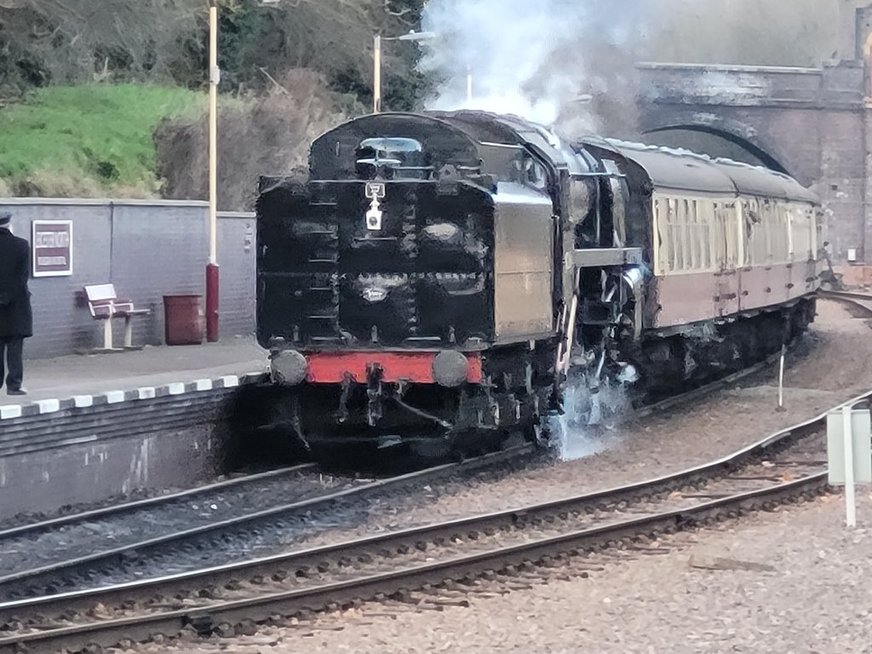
left=0, top=85, right=204, bottom=198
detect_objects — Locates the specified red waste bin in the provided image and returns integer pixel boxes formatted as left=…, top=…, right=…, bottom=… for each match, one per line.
left=163, top=294, right=205, bottom=345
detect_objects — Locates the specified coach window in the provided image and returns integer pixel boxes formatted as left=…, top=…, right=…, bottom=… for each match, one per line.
left=746, top=199, right=763, bottom=266
left=677, top=199, right=688, bottom=270
left=791, top=206, right=810, bottom=262
left=693, top=199, right=708, bottom=271
left=663, top=198, right=674, bottom=272
left=792, top=208, right=801, bottom=261
left=793, top=206, right=814, bottom=261
left=715, top=202, right=737, bottom=269
left=703, top=200, right=716, bottom=270
left=772, top=202, right=782, bottom=263
left=761, top=203, right=771, bottom=264
left=654, top=198, right=667, bottom=274
left=784, top=205, right=795, bottom=262
left=671, top=198, right=683, bottom=271
left=741, top=201, right=754, bottom=266
left=767, top=202, right=779, bottom=264
left=677, top=198, right=687, bottom=271
left=712, top=202, right=721, bottom=268
left=696, top=200, right=708, bottom=270
left=700, top=200, right=712, bottom=270
left=666, top=198, right=682, bottom=272
left=683, top=199, right=696, bottom=270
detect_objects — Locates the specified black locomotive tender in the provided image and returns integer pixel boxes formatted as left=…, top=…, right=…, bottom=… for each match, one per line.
left=257, top=111, right=821, bottom=454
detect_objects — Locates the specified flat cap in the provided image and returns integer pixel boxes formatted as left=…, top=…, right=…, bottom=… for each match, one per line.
left=0, top=212, right=11, bottom=226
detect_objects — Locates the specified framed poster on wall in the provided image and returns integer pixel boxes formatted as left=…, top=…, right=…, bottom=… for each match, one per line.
left=32, top=220, right=73, bottom=277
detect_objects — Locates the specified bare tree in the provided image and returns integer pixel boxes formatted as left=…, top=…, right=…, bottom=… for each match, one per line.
left=156, top=68, right=345, bottom=211
left=0, top=0, right=420, bottom=95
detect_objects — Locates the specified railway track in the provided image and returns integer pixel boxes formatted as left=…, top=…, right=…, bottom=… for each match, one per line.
left=0, top=343, right=786, bottom=607
left=0, top=383, right=858, bottom=654
left=0, top=445, right=536, bottom=603
left=2, top=293, right=861, bottom=652
left=818, top=289, right=872, bottom=315
left=0, top=463, right=319, bottom=539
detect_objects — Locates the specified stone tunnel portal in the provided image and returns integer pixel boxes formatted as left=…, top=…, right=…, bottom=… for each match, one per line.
left=642, top=125, right=791, bottom=176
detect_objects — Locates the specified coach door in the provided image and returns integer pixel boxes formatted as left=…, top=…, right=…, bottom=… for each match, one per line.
left=714, top=200, right=740, bottom=318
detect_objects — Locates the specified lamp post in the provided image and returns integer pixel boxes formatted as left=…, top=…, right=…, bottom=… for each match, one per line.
left=373, top=31, right=436, bottom=113
left=204, top=1, right=220, bottom=343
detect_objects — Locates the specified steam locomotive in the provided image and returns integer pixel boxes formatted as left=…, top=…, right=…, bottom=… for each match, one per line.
left=256, top=110, right=821, bottom=456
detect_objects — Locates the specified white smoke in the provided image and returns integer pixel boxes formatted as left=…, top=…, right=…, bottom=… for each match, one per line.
left=547, top=375, right=633, bottom=461
left=419, top=0, right=642, bottom=134
left=418, top=0, right=838, bottom=138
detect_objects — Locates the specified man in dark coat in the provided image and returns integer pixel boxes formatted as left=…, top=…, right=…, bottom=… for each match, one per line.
left=0, top=212, right=33, bottom=395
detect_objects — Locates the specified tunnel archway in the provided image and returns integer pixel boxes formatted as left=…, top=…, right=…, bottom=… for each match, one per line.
left=642, top=124, right=791, bottom=177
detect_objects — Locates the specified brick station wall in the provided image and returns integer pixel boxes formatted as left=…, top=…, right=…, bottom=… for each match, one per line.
left=0, top=199, right=257, bottom=358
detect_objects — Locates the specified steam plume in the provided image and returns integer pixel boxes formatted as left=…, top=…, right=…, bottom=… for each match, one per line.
left=419, top=0, right=641, bottom=135
left=419, top=0, right=842, bottom=137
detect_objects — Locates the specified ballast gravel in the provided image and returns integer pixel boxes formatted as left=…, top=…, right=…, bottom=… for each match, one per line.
left=118, top=497, right=872, bottom=654
left=115, top=299, right=872, bottom=653
left=210, top=299, right=872, bottom=552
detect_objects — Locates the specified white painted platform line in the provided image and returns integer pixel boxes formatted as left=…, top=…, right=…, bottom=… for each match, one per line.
left=194, top=379, right=213, bottom=391
left=166, top=382, right=186, bottom=396
left=35, top=399, right=61, bottom=414
left=105, top=391, right=125, bottom=404
left=221, top=375, right=240, bottom=388
left=73, top=395, right=94, bottom=408
left=0, top=405, right=22, bottom=420
left=137, top=387, right=156, bottom=400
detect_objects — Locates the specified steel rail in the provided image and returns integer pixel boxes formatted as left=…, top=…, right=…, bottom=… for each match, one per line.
left=0, top=349, right=775, bottom=596
left=0, top=473, right=826, bottom=654
left=0, top=354, right=793, bottom=613
left=0, top=316, right=856, bottom=652
left=0, top=357, right=762, bottom=540
left=0, top=445, right=533, bottom=593
left=0, top=315, right=803, bottom=572
left=0, top=463, right=319, bottom=540
left=818, top=290, right=872, bottom=316
left=0, top=403, right=824, bottom=618
left=819, top=290, right=872, bottom=302
left=2, top=385, right=862, bottom=653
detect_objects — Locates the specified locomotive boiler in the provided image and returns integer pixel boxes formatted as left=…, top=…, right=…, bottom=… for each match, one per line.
left=256, top=110, right=821, bottom=455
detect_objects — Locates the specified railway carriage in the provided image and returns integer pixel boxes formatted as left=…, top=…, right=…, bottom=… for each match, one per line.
left=599, top=140, right=821, bottom=395
left=623, top=142, right=820, bottom=328
left=256, top=110, right=821, bottom=456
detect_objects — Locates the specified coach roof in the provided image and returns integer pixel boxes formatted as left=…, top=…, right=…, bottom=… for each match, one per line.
left=607, top=139, right=819, bottom=204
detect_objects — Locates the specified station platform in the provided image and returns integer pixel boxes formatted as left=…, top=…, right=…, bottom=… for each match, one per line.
left=1, top=338, right=268, bottom=413
left=0, top=338, right=273, bottom=520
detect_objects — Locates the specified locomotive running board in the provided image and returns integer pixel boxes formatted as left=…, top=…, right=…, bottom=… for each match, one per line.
left=572, top=247, right=644, bottom=268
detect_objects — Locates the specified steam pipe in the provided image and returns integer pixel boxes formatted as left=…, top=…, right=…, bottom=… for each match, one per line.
left=392, top=395, right=453, bottom=429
